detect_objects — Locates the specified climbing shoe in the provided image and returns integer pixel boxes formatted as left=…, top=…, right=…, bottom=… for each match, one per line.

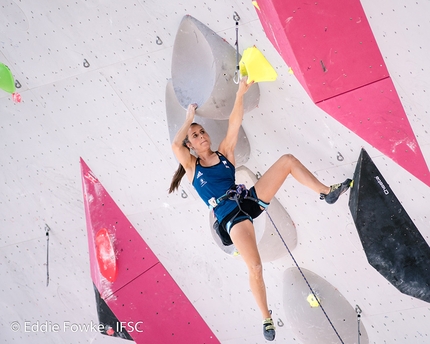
left=263, top=316, right=276, bottom=341
left=320, top=178, right=353, bottom=204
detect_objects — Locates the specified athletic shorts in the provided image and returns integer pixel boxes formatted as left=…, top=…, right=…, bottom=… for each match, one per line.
left=214, top=186, right=269, bottom=246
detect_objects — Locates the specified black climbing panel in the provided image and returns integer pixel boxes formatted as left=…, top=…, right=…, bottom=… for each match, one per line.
left=93, top=283, right=133, bottom=340
left=349, top=148, right=430, bottom=303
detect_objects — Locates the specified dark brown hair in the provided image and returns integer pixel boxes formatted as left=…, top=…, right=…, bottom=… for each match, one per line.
left=168, top=123, right=199, bottom=194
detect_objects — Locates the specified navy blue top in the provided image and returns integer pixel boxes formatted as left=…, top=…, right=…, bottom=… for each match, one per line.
left=192, top=151, right=237, bottom=222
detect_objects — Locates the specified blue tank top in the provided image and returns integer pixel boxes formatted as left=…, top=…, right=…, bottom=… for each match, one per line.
left=192, top=152, right=238, bottom=222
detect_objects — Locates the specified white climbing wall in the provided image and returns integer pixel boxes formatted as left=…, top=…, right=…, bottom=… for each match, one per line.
left=0, top=0, right=429, bottom=343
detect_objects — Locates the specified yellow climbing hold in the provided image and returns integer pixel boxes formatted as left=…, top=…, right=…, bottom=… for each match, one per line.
left=239, top=46, right=277, bottom=83
left=288, top=67, right=294, bottom=75
left=307, top=293, right=321, bottom=308
left=252, top=1, right=260, bottom=11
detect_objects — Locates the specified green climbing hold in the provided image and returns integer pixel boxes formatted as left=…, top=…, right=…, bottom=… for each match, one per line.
left=0, top=62, right=16, bottom=94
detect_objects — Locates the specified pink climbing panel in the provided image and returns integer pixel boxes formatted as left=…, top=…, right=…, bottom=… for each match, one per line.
left=254, top=0, right=430, bottom=186
left=81, top=158, right=159, bottom=296
left=80, top=158, right=220, bottom=344
left=318, top=78, right=429, bottom=183
left=112, top=264, right=219, bottom=343
left=254, top=0, right=388, bottom=103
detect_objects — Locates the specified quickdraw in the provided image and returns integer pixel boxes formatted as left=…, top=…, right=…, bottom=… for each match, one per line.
left=233, top=11, right=241, bottom=84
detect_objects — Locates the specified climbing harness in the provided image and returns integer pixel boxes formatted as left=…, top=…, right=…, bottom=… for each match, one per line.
left=210, top=184, right=268, bottom=245
left=210, top=184, right=268, bottom=232
left=211, top=185, right=251, bottom=236
left=233, top=11, right=241, bottom=84
left=265, top=211, right=346, bottom=344
left=209, top=184, right=267, bottom=211
left=209, top=184, right=249, bottom=210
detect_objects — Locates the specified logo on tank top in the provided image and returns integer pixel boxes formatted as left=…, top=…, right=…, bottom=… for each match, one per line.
left=222, top=161, right=230, bottom=168
left=196, top=171, right=206, bottom=187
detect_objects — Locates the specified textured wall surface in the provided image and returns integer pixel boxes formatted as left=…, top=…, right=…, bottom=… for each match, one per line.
left=1, top=0, right=429, bottom=343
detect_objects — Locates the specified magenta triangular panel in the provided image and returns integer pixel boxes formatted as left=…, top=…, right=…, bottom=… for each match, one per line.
left=254, top=0, right=388, bottom=103
left=318, top=78, right=430, bottom=186
left=111, top=264, right=220, bottom=343
left=80, top=157, right=159, bottom=296
left=254, top=0, right=430, bottom=186
left=80, top=158, right=220, bottom=344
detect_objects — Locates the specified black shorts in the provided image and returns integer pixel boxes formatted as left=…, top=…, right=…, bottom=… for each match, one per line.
left=214, top=187, right=269, bottom=246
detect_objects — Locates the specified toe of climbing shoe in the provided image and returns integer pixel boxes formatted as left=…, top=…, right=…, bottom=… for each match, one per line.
left=263, top=317, right=276, bottom=341
left=320, top=178, right=353, bottom=204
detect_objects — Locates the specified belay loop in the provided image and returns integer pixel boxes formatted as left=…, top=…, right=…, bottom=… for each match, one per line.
left=228, top=184, right=248, bottom=201
left=209, top=184, right=248, bottom=209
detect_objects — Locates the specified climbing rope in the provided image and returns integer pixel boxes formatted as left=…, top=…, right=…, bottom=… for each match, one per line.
left=213, top=182, right=361, bottom=343
left=265, top=211, right=346, bottom=344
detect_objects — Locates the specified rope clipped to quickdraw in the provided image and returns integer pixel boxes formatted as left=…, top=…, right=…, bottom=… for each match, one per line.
left=265, top=211, right=346, bottom=344
left=233, top=11, right=241, bottom=84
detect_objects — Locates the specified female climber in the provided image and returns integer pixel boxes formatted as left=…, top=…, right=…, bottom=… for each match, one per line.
left=169, top=76, right=351, bottom=341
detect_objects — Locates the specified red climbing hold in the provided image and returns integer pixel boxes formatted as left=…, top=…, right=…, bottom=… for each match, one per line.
left=95, top=228, right=118, bottom=282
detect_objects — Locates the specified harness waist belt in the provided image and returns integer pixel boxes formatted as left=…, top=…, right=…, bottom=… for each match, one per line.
left=209, top=184, right=248, bottom=209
